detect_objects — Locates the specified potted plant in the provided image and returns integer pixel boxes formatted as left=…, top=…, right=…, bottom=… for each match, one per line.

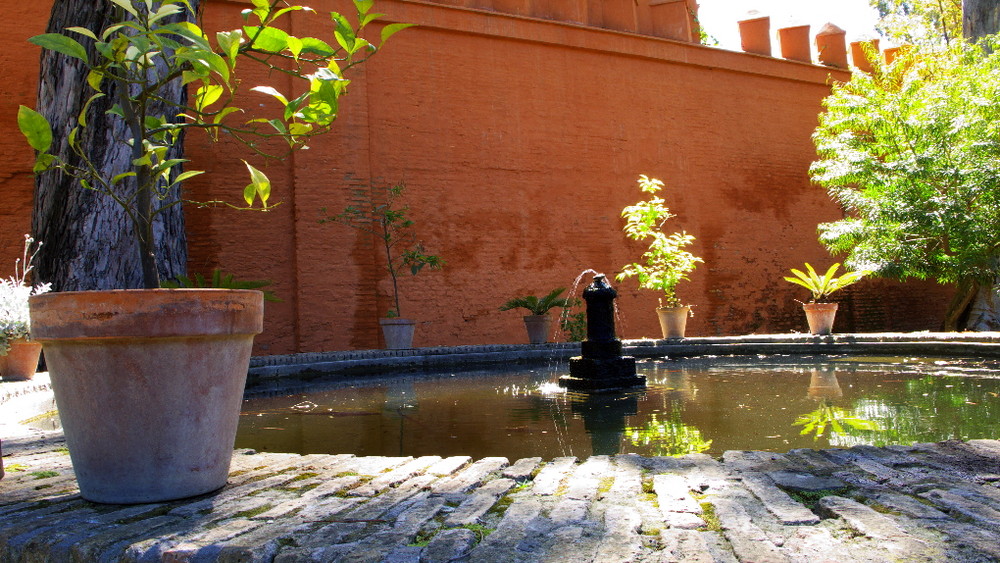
left=321, top=182, right=444, bottom=349
left=500, top=287, right=575, bottom=344
left=0, top=236, right=50, bottom=381
left=616, top=175, right=703, bottom=339
left=17, top=0, right=403, bottom=503
left=784, top=262, right=868, bottom=335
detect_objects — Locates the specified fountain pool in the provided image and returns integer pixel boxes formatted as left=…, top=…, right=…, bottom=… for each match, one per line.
left=236, top=354, right=1000, bottom=459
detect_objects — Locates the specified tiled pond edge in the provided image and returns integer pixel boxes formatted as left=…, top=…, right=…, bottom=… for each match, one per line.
left=246, top=332, right=1000, bottom=384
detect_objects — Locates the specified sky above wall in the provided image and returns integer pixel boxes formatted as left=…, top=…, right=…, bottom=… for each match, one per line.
left=697, top=0, right=883, bottom=50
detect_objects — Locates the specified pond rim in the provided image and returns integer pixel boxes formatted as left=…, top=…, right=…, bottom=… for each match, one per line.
left=246, top=332, right=1000, bottom=388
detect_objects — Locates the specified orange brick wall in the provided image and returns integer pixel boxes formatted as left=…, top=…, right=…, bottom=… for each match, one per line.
left=2, top=0, right=952, bottom=354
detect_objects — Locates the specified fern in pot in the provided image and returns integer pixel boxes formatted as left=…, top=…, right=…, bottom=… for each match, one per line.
left=500, top=287, right=575, bottom=344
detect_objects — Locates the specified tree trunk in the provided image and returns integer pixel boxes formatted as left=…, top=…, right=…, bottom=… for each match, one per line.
left=964, top=0, right=1000, bottom=41
left=945, top=277, right=1000, bottom=331
left=31, top=1, right=192, bottom=291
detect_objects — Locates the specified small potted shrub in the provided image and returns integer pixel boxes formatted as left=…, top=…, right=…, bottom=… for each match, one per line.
left=784, top=262, right=867, bottom=335
left=0, top=236, right=50, bottom=381
left=617, top=175, right=703, bottom=339
left=18, top=0, right=403, bottom=503
left=322, top=182, right=444, bottom=349
left=500, top=287, right=575, bottom=344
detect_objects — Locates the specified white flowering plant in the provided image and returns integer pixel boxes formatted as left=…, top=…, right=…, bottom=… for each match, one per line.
left=0, top=236, right=51, bottom=355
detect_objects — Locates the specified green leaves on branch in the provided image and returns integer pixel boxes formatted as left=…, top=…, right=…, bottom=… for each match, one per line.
left=783, top=263, right=868, bottom=303
left=320, top=182, right=444, bottom=318
left=617, top=175, right=702, bottom=308
left=810, top=37, right=1000, bottom=287
left=20, top=0, right=401, bottom=213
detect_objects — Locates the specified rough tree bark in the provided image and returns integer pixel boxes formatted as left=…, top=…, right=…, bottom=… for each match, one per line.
left=948, top=1, right=1000, bottom=330
left=964, top=0, right=1000, bottom=41
left=31, top=1, right=193, bottom=291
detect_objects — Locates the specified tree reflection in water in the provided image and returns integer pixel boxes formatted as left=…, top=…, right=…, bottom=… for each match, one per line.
left=625, top=406, right=712, bottom=456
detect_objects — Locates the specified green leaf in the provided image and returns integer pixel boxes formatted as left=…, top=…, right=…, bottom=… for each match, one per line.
left=251, top=86, right=289, bottom=106
left=17, top=106, right=52, bottom=153
left=216, top=29, right=242, bottom=62
left=65, top=26, right=98, bottom=41
left=29, top=33, right=88, bottom=64
left=299, top=36, right=335, bottom=56
left=380, top=23, right=415, bottom=45
left=78, top=93, right=105, bottom=126
left=149, top=2, right=183, bottom=24
left=243, top=161, right=271, bottom=206
left=244, top=25, right=289, bottom=52
left=195, top=84, right=224, bottom=111
left=172, top=170, right=204, bottom=185
left=33, top=153, right=56, bottom=173
left=286, top=35, right=303, bottom=61
left=110, top=0, right=139, bottom=17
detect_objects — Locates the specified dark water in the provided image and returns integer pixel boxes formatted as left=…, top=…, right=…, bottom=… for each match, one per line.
left=236, top=355, right=1000, bottom=459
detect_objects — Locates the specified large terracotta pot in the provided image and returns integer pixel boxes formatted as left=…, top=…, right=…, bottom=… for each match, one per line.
left=380, top=317, right=416, bottom=349
left=522, top=314, right=552, bottom=344
left=802, top=302, right=838, bottom=335
left=657, top=306, right=690, bottom=339
left=1, top=338, right=43, bottom=381
left=29, top=289, right=263, bottom=504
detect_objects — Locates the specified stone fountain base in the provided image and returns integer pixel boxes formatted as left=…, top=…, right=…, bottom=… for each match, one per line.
left=558, top=355, right=644, bottom=392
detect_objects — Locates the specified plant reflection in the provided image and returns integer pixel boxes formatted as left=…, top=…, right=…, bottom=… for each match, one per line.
left=625, top=406, right=712, bottom=456
left=793, top=400, right=881, bottom=440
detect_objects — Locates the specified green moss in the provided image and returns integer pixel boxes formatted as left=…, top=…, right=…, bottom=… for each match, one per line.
left=597, top=477, right=615, bottom=494
left=698, top=502, right=723, bottom=533
left=409, top=528, right=438, bottom=547
left=233, top=504, right=275, bottom=519
left=459, top=523, right=494, bottom=542
left=30, top=470, right=59, bottom=480
left=787, top=489, right=846, bottom=510
left=34, top=484, right=52, bottom=490
left=4, top=463, right=28, bottom=472
left=18, top=410, right=59, bottom=425
left=290, top=472, right=319, bottom=482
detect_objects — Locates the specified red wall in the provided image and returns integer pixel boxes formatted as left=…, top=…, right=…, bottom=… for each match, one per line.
left=2, top=0, right=951, bottom=354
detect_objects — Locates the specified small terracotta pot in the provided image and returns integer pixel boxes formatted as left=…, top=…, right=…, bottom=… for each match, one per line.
left=380, top=318, right=416, bottom=349
left=802, top=302, right=838, bottom=335
left=522, top=315, right=552, bottom=344
left=1, top=338, right=42, bottom=381
left=657, top=306, right=690, bottom=339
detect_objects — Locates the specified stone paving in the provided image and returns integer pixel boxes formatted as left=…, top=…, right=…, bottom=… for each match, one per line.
left=6, top=433, right=1000, bottom=561
left=7, top=334, right=1000, bottom=562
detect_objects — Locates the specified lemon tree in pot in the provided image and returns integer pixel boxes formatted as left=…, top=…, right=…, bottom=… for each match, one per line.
left=616, top=175, right=703, bottom=339
left=321, top=182, right=444, bottom=349
left=500, top=287, right=575, bottom=344
left=17, top=0, right=404, bottom=503
left=784, top=263, right=868, bottom=335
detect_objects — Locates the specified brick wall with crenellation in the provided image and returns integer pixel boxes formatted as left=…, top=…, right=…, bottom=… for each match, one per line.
left=0, top=0, right=951, bottom=354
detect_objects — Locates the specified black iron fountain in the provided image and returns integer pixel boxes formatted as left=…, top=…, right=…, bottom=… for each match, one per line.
left=558, top=273, right=645, bottom=392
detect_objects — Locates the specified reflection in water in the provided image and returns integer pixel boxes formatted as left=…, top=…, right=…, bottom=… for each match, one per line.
left=807, top=367, right=843, bottom=400
left=237, top=356, right=1000, bottom=459
left=625, top=408, right=713, bottom=456
left=793, top=400, right=881, bottom=441
left=568, top=392, right=640, bottom=455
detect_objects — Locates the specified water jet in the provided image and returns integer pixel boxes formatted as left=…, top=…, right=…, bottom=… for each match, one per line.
left=558, top=274, right=644, bottom=392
